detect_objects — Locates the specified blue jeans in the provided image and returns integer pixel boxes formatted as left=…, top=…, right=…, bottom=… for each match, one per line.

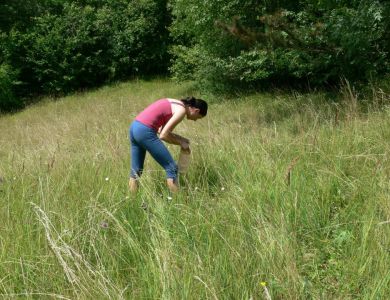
left=129, top=120, right=178, bottom=180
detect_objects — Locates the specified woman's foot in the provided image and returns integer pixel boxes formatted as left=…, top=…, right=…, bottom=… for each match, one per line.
left=167, top=178, right=178, bottom=193
left=129, top=178, right=139, bottom=193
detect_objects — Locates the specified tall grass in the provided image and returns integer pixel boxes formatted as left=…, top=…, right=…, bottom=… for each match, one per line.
left=0, top=78, right=389, bottom=299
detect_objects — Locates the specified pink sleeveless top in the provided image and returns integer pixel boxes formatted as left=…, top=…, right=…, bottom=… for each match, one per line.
left=135, top=99, right=183, bottom=131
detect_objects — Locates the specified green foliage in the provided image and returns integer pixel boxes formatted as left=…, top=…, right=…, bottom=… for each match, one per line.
left=27, top=1, right=168, bottom=94
left=2, top=0, right=389, bottom=110
left=321, top=1, right=388, bottom=81
left=169, top=0, right=264, bottom=91
left=1, top=0, right=170, bottom=109
left=169, top=0, right=390, bottom=92
left=25, top=4, right=114, bottom=94
left=0, top=0, right=64, bottom=32
left=0, top=63, right=20, bottom=112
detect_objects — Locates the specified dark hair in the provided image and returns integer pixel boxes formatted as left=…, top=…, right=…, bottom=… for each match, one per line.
left=181, top=96, right=208, bottom=116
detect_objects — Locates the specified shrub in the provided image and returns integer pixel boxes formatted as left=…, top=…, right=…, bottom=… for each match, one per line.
left=169, top=0, right=390, bottom=92
left=0, top=64, right=20, bottom=112
left=2, top=0, right=170, bottom=98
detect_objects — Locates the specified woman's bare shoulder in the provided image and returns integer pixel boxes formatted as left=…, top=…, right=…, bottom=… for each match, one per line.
left=168, top=98, right=186, bottom=115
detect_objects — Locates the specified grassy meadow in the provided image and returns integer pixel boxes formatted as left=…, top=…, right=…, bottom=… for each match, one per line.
left=0, top=79, right=390, bottom=299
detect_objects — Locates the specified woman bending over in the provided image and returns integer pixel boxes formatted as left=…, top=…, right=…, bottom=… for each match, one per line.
left=129, top=96, right=208, bottom=192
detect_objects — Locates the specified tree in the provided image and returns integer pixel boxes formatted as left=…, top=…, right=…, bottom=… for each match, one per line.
left=169, top=0, right=390, bottom=91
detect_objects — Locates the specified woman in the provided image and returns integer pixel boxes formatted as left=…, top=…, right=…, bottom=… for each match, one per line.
left=129, top=96, right=208, bottom=192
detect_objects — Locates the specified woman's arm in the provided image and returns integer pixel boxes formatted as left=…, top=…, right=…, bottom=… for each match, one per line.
left=161, top=132, right=189, bottom=147
left=159, top=110, right=189, bottom=148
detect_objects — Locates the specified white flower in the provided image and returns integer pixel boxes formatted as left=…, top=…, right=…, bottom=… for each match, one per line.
left=221, top=187, right=225, bottom=191
left=100, top=221, right=109, bottom=229
left=167, top=196, right=173, bottom=200
left=105, top=177, right=109, bottom=181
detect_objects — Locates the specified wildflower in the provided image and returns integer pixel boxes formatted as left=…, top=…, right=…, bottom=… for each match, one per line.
left=105, top=177, right=109, bottom=181
left=167, top=196, right=173, bottom=201
left=141, top=201, right=148, bottom=210
left=260, top=281, right=271, bottom=300
left=221, top=187, right=225, bottom=191
left=100, top=221, right=109, bottom=229
left=62, top=229, right=71, bottom=236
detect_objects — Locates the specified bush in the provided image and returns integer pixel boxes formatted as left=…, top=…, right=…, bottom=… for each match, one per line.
left=2, top=0, right=170, bottom=98
left=0, top=64, right=20, bottom=112
left=169, top=0, right=390, bottom=92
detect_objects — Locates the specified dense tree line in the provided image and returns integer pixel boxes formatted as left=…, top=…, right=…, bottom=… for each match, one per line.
left=1, top=0, right=389, bottom=112
left=170, top=0, right=390, bottom=92
left=0, top=0, right=170, bottom=111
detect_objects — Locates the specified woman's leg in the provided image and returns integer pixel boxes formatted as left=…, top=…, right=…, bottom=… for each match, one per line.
left=136, top=129, right=178, bottom=192
left=129, top=122, right=146, bottom=192
left=145, top=137, right=178, bottom=192
left=130, top=121, right=178, bottom=192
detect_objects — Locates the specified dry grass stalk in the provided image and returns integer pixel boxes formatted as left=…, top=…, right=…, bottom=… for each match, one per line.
left=334, top=105, right=340, bottom=126
left=372, top=87, right=390, bottom=109
left=341, top=78, right=358, bottom=121
left=31, top=203, right=123, bottom=299
left=47, top=152, right=56, bottom=172
left=0, top=292, right=72, bottom=299
left=284, top=156, right=300, bottom=186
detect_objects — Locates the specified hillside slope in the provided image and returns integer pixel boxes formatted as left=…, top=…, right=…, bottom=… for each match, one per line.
left=0, top=79, right=389, bottom=299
